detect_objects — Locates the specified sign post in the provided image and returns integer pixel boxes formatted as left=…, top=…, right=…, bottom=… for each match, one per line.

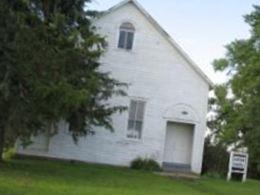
left=227, top=151, right=248, bottom=182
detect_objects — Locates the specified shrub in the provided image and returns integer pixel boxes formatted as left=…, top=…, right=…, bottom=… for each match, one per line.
left=3, top=148, right=16, bottom=161
left=204, top=172, right=223, bottom=179
left=130, top=157, right=161, bottom=171
left=202, top=137, right=229, bottom=177
left=202, top=137, right=260, bottom=179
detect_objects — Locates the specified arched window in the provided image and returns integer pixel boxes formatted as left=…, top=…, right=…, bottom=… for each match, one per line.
left=118, top=22, right=135, bottom=50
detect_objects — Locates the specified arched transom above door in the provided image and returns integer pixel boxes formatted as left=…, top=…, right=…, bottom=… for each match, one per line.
left=163, top=103, right=199, bottom=123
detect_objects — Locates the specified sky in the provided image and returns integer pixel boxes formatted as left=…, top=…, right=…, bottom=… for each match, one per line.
left=89, top=0, right=259, bottom=84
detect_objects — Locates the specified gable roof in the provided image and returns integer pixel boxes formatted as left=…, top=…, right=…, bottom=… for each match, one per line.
left=100, top=0, right=214, bottom=88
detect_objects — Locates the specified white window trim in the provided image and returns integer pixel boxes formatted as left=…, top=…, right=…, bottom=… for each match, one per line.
left=115, top=20, right=138, bottom=52
left=125, top=97, right=148, bottom=142
left=118, top=29, right=135, bottom=50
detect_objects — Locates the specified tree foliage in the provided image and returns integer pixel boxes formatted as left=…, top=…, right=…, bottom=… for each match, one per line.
left=0, top=0, right=126, bottom=161
left=202, top=137, right=229, bottom=177
left=209, top=6, right=260, bottom=177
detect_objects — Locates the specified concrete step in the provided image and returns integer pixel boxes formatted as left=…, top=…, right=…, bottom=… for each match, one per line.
left=162, top=162, right=191, bottom=173
left=155, top=171, right=200, bottom=180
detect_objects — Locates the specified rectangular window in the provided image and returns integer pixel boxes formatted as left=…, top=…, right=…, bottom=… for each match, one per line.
left=118, top=30, right=134, bottom=50
left=126, top=32, right=134, bottom=50
left=127, top=100, right=145, bottom=139
left=118, top=31, right=126, bottom=48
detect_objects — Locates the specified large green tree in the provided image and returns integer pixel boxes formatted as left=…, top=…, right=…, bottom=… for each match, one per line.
left=209, top=6, right=260, bottom=176
left=0, top=0, right=126, bottom=162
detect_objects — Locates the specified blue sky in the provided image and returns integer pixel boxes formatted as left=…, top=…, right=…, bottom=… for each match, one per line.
left=89, top=0, right=259, bottom=84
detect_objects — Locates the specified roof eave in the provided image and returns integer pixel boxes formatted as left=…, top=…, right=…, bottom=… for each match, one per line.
left=98, top=0, right=214, bottom=88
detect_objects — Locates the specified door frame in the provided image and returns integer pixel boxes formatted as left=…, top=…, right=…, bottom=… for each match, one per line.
left=162, top=120, right=195, bottom=167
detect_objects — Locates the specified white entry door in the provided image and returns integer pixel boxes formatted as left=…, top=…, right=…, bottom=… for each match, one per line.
left=163, top=122, right=194, bottom=165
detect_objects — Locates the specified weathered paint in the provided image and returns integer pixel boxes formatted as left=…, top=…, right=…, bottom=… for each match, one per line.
left=18, top=1, right=210, bottom=174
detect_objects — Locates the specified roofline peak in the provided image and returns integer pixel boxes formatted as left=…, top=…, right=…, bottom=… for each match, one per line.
left=99, top=0, right=214, bottom=88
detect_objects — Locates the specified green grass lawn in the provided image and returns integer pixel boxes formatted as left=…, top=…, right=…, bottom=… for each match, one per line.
left=0, top=158, right=259, bottom=195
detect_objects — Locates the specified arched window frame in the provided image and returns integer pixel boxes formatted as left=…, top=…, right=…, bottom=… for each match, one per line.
left=118, top=22, right=135, bottom=50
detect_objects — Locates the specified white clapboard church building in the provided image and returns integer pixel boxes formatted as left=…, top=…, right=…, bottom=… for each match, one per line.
left=18, top=0, right=213, bottom=174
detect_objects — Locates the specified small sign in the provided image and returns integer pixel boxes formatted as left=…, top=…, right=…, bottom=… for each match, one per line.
left=227, top=151, right=248, bottom=182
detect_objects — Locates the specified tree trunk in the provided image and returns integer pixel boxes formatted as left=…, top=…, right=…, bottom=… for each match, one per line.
left=0, top=127, right=5, bottom=163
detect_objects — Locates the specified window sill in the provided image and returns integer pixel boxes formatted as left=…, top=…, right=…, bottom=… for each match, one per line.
left=113, top=47, right=135, bottom=54
left=123, top=137, right=143, bottom=144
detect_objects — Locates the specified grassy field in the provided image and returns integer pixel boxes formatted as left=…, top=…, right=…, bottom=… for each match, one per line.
left=0, top=158, right=259, bottom=195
